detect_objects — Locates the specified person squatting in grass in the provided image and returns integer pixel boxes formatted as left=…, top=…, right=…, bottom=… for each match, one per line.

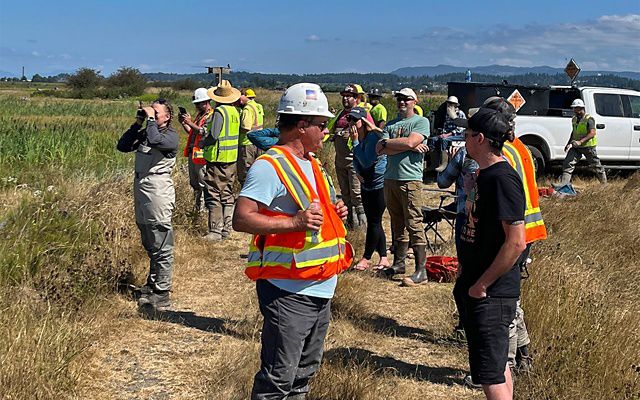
left=117, top=99, right=179, bottom=311
left=233, top=83, right=353, bottom=400
left=457, top=107, right=527, bottom=400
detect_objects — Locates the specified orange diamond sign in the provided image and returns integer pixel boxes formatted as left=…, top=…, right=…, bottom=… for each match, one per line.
left=507, top=89, right=526, bottom=112
left=565, top=59, right=581, bottom=82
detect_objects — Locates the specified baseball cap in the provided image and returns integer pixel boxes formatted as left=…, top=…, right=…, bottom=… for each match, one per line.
left=340, top=84, right=365, bottom=96
left=455, top=107, right=511, bottom=143
left=348, top=107, right=367, bottom=120
left=395, top=88, right=418, bottom=101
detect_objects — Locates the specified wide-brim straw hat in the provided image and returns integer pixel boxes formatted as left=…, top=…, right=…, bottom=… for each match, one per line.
left=207, top=80, right=241, bottom=104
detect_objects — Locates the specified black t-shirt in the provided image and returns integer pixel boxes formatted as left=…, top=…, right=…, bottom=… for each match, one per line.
left=458, top=161, right=525, bottom=298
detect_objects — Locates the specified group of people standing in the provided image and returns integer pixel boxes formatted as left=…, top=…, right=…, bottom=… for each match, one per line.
left=118, top=80, right=613, bottom=400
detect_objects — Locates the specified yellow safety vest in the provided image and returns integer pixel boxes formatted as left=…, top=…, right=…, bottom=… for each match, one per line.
left=571, top=113, right=597, bottom=147
left=203, top=105, right=240, bottom=163
left=240, top=100, right=265, bottom=146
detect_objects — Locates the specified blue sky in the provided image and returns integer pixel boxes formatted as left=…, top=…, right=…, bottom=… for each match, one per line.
left=0, top=0, right=638, bottom=77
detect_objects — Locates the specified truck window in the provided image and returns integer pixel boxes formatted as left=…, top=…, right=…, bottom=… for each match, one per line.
left=622, top=95, right=640, bottom=118
left=594, top=94, right=624, bottom=117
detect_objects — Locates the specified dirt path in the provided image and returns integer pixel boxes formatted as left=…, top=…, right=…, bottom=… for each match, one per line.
left=76, top=221, right=483, bottom=399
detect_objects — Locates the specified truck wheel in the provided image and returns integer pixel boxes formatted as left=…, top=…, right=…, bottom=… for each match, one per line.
left=527, top=145, right=546, bottom=175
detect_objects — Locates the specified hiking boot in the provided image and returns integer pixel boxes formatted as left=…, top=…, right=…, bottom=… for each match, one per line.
left=463, top=374, right=481, bottom=390
left=132, top=284, right=154, bottom=301
left=137, top=290, right=171, bottom=310
left=356, top=211, right=367, bottom=228
left=378, top=241, right=408, bottom=278
left=515, top=355, right=533, bottom=373
left=401, top=245, right=428, bottom=286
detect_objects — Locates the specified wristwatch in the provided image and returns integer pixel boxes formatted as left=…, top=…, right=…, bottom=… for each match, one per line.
left=147, top=116, right=155, bottom=122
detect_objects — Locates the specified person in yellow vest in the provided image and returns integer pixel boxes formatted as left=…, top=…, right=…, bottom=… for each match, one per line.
left=414, top=104, right=424, bottom=116
left=178, top=87, right=215, bottom=213
left=198, top=80, right=241, bottom=241
left=326, top=84, right=373, bottom=228
left=560, top=99, right=607, bottom=185
left=233, top=83, right=352, bottom=399
left=368, top=88, right=387, bottom=129
left=237, top=88, right=265, bottom=185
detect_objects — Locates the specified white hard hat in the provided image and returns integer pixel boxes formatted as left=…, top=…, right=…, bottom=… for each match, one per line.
left=446, top=95, right=459, bottom=105
left=570, top=99, right=585, bottom=108
left=277, top=83, right=334, bottom=118
left=192, top=87, right=211, bottom=103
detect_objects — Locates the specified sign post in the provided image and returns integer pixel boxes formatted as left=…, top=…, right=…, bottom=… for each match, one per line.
left=206, top=64, right=232, bottom=86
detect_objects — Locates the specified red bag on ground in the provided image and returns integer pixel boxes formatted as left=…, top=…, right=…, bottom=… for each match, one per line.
left=426, top=256, right=458, bottom=283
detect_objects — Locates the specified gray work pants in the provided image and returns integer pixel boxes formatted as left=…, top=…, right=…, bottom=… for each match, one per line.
left=237, top=144, right=264, bottom=186
left=334, top=135, right=363, bottom=213
left=251, top=280, right=331, bottom=400
left=561, top=146, right=607, bottom=184
left=134, top=173, right=175, bottom=291
left=188, top=155, right=207, bottom=211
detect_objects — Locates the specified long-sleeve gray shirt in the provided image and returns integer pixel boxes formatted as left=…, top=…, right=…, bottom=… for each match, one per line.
left=117, top=120, right=179, bottom=157
left=199, top=111, right=224, bottom=148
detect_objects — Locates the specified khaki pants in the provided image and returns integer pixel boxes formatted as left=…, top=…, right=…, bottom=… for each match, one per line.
left=384, top=179, right=426, bottom=246
left=237, top=144, right=264, bottom=186
left=334, top=135, right=362, bottom=213
left=508, top=300, right=530, bottom=367
left=561, top=146, right=607, bottom=184
left=204, top=161, right=237, bottom=210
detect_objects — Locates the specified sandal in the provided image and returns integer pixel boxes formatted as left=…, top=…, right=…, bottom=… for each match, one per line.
left=353, top=259, right=371, bottom=271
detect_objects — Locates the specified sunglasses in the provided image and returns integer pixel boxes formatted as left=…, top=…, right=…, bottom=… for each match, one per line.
left=307, top=120, right=328, bottom=130
left=396, top=96, right=414, bottom=102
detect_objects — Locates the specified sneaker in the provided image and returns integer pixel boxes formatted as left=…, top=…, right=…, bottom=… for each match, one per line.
left=137, top=291, right=171, bottom=310
left=515, top=355, right=533, bottom=374
left=463, top=374, right=481, bottom=389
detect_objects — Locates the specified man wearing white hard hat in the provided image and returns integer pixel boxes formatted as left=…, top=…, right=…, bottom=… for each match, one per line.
left=375, top=88, right=431, bottom=286
left=178, top=88, right=215, bottom=213
left=234, top=83, right=352, bottom=399
left=559, top=99, right=606, bottom=185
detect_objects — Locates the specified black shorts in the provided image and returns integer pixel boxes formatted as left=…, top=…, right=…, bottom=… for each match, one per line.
left=463, top=296, right=517, bottom=385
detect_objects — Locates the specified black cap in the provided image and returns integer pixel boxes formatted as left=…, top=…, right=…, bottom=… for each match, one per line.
left=456, top=107, right=511, bottom=143
left=348, top=107, right=367, bottom=120
left=368, top=88, right=382, bottom=97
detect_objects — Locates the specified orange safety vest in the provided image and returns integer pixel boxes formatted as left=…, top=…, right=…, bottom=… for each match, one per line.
left=502, top=138, right=548, bottom=243
left=183, top=108, right=214, bottom=165
left=245, top=146, right=353, bottom=281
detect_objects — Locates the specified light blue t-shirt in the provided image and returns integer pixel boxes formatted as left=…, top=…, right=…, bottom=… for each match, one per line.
left=239, top=154, right=338, bottom=299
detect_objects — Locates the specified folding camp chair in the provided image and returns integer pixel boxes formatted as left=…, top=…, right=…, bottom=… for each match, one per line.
left=422, top=189, right=458, bottom=253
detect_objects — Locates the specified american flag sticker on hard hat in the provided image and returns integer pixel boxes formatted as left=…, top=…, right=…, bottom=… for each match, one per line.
left=305, top=90, right=317, bottom=100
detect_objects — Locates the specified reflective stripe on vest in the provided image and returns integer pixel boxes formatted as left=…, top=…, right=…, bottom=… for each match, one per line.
left=502, top=139, right=548, bottom=243
left=203, top=105, right=240, bottom=163
left=571, top=113, right=597, bottom=147
left=244, top=146, right=353, bottom=280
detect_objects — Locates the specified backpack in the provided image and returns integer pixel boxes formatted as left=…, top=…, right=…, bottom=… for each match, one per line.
left=425, top=256, right=458, bottom=283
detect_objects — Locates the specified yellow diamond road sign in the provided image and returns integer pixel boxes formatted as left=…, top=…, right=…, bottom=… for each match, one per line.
left=507, top=89, right=526, bottom=112
left=565, top=59, right=581, bottom=81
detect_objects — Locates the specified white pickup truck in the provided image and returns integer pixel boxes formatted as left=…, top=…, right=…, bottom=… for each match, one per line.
left=447, top=83, right=640, bottom=171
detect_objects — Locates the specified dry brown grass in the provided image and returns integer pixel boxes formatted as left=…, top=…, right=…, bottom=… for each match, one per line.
left=2, top=86, right=638, bottom=400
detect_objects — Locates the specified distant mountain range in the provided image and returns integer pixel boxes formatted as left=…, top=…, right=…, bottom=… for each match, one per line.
left=391, top=64, right=640, bottom=80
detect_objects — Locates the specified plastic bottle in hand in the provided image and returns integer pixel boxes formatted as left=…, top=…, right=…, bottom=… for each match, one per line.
left=309, top=199, right=321, bottom=243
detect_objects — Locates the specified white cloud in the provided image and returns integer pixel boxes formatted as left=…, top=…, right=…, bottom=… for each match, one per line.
left=305, top=34, right=321, bottom=42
